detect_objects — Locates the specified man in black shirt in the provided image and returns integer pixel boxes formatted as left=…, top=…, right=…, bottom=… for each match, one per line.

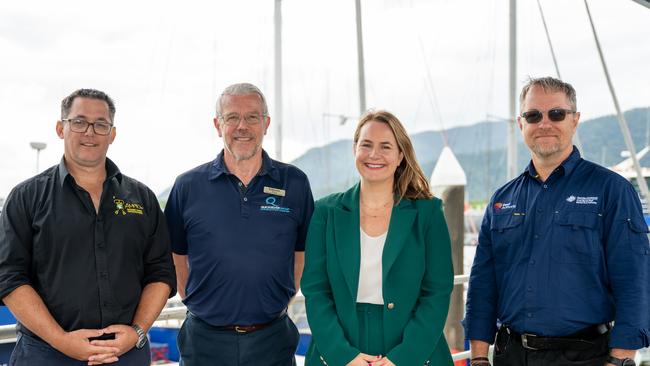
left=0, top=89, right=176, bottom=365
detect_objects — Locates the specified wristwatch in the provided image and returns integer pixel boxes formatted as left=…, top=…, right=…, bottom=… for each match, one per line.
left=131, top=324, right=147, bottom=349
left=607, top=356, right=636, bottom=366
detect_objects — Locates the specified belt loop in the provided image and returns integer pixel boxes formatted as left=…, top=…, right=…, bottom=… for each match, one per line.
left=521, top=333, right=539, bottom=351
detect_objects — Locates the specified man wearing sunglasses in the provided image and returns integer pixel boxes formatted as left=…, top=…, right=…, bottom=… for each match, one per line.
left=464, top=77, right=649, bottom=366
left=0, top=89, right=176, bottom=365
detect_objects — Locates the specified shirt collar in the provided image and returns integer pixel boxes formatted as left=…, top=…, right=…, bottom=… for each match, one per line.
left=58, top=156, right=122, bottom=187
left=524, top=146, right=582, bottom=179
left=208, top=149, right=280, bottom=182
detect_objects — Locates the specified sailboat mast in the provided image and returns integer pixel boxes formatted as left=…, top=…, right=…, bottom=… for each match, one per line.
left=507, top=0, right=518, bottom=180
left=355, top=0, right=367, bottom=114
left=274, top=0, right=283, bottom=160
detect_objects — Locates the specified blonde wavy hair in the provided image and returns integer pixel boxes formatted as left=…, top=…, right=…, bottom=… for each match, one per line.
left=353, top=110, right=433, bottom=202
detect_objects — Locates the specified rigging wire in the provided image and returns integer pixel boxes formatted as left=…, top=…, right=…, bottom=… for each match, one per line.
left=536, top=0, right=585, bottom=154
left=417, top=35, right=448, bottom=147
left=536, top=0, right=562, bottom=79
left=583, top=0, right=650, bottom=203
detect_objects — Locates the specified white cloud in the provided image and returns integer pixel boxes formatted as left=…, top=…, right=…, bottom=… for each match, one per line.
left=0, top=0, right=648, bottom=198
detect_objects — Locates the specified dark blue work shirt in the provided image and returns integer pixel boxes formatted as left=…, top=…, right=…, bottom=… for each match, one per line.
left=464, top=147, right=650, bottom=349
left=165, top=150, right=314, bottom=326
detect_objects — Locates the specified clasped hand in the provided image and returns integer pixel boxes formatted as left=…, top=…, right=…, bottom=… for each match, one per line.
left=54, top=324, right=138, bottom=365
left=346, top=353, right=396, bottom=366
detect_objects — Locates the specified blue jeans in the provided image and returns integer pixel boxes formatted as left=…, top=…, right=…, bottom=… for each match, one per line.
left=9, top=332, right=150, bottom=366
left=178, top=312, right=299, bottom=366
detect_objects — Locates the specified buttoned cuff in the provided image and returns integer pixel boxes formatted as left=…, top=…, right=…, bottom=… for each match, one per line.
left=609, top=326, right=650, bottom=350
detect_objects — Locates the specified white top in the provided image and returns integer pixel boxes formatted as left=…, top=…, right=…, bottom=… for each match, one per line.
left=356, top=228, right=387, bottom=304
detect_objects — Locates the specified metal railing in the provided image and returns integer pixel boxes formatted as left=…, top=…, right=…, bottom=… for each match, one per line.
left=0, top=275, right=476, bottom=360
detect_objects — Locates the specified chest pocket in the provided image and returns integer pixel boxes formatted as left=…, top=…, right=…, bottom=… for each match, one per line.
left=552, top=210, right=600, bottom=264
left=490, top=213, right=525, bottom=263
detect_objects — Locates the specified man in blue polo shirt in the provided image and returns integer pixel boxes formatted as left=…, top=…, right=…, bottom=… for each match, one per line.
left=464, top=77, right=650, bottom=366
left=164, top=82, right=314, bottom=366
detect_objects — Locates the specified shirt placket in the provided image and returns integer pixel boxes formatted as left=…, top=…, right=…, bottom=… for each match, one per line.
left=83, top=182, right=114, bottom=327
left=236, top=179, right=251, bottom=218
left=524, top=180, right=548, bottom=328
left=524, top=172, right=561, bottom=329
left=94, top=212, right=113, bottom=326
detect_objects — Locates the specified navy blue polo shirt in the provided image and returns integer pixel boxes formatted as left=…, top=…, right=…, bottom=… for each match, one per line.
left=464, top=147, right=650, bottom=350
left=165, top=150, right=314, bottom=326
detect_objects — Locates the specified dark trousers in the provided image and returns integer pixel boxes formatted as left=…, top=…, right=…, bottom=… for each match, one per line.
left=9, top=332, right=151, bottom=366
left=493, top=326, right=609, bottom=366
left=178, top=312, right=299, bottom=366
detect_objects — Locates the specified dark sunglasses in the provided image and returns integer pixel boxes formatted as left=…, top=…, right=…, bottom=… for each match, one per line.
left=520, top=108, right=576, bottom=124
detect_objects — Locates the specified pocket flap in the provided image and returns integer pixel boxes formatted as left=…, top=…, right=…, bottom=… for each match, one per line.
left=491, top=213, right=524, bottom=231
left=557, top=210, right=599, bottom=229
left=627, top=217, right=650, bottom=234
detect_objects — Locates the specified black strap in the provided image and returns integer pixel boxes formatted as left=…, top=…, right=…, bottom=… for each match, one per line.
left=502, top=323, right=610, bottom=351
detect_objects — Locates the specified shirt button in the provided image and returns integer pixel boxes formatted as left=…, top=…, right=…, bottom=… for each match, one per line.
left=534, top=234, right=539, bottom=239
left=238, top=182, right=243, bottom=187
left=536, top=208, right=543, bottom=213
left=103, top=301, right=109, bottom=307
left=543, top=184, right=548, bottom=189
left=243, top=197, right=248, bottom=202
left=529, top=260, right=536, bottom=265
left=100, top=272, right=108, bottom=278
left=527, top=286, right=532, bottom=292
left=527, top=313, right=533, bottom=318
left=387, top=303, right=395, bottom=310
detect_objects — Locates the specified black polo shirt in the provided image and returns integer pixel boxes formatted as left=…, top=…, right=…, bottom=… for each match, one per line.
left=0, top=158, right=176, bottom=335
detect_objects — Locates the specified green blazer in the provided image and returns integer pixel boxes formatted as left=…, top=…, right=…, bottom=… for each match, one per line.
left=301, top=183, right=454, bottom=366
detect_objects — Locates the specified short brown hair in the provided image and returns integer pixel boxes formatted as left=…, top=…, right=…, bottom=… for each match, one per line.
left=61, top=88, right=116, bottom=122
left=353, top=110, right=433, bottom=202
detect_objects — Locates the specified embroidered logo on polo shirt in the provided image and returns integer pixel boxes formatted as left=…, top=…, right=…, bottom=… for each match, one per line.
left=113, top=196, right=144, bottom=215
left=566, top=195, right=598, bottom=205
left=260, top=196, right=291, bottom=213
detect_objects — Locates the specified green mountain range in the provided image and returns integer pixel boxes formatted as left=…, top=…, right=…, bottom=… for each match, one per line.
left=292, top=107, right=650, bottom=203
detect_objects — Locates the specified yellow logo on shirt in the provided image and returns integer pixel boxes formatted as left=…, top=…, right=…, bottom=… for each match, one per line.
left=113, top=196, right=144, bottom=215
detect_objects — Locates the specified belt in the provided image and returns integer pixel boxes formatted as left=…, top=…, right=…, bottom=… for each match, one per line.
left=503, top=323, right=611, bottom=351
left=210, top=309, right=288, bottom=334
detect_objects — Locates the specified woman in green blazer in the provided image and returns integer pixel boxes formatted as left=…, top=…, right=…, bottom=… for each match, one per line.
left=301, top=110, right=454, bottom=366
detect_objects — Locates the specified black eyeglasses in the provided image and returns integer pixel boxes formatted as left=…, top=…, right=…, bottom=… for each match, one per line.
left=62, top=118, right=114, bottom=135
left=520, top=108, right=576, bottom=124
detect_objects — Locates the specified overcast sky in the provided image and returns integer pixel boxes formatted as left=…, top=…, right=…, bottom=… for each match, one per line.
left=0, top=0, right=648, bottom=198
